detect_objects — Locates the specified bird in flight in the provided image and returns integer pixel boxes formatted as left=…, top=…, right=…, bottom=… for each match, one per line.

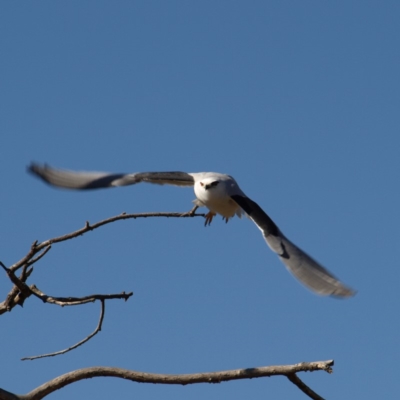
left=28, top=163, right=355, bottom=298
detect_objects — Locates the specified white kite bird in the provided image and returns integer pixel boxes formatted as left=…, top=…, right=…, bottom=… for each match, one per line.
left=28, top=163, right=355, bottom=298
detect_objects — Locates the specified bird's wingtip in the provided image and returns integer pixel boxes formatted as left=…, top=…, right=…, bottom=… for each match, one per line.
left=27, top=162, right=37, bottom=174
left=331, top=287, right=357, bottom=299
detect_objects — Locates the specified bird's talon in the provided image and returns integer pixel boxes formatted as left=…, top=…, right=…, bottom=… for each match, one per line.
left=204, top=211, right=216, bottom=226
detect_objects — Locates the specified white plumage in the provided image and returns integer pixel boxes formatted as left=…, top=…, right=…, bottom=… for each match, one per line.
left=28, top=163, right=355, bottom=298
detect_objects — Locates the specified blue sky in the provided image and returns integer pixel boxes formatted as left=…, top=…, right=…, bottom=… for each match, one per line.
left=1, top=1, right=399, bottom=399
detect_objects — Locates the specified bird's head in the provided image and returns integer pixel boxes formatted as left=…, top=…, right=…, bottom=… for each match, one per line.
left=199, top=179, right=220, bottom=191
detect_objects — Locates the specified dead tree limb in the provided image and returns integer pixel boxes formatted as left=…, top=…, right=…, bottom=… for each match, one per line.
left=287, top=373, right=326, bottom=400
left=9, top=211, right=205, bottom=274
left=1, top=211, right=205, bottom=314
left=0, top=211, right=205, bottom=357
left=21, top=299, right=106, bottom=360
left=0, top=360, right=334, bottom=400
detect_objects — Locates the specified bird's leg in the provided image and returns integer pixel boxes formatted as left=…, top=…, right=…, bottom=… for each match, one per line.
left=180, top=205, right=199, bottom=217
left=204, top=211, right=216, bottom=226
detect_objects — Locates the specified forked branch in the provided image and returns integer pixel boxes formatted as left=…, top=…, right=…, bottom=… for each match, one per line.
left=9, top=210, right=205, bottom=273
left=21, top=299, right=107, bottom=360
left=1, top=211, right=203, bottom=357
left=0, top=360, right=333, bottom=400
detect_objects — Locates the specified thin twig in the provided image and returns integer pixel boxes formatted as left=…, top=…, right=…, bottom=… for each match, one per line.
left=287, top=373, right=326, bottom=400
left=29, top=285, right=133, bottom=306
left=22, top=300, right=106, bottom=360
left=1, top=261, right=133, bottom=357
left=9, top=211, right=205, bottom=273
left=9, top=241, right=39, bottom=273
left=26, top=245, right=52, bottom=268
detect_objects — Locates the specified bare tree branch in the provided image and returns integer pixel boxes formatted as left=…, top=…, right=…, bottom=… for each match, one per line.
left=0, top=261, right=33, bottom=312
left=9, top=241, right=40, bottom=273
left=1, top=211, right=204, bottom=316
left=0, top=388, right=20, bottom=400
left=10, top=211, right=205, bottom=273
left=25, top=245, right=52, bottom=268
left=22, top=300, right=107, bottom=360
left=28, top=285, right=133, bottom=306
left=0, top=266, right=34, bottom=313
left=0, top=360, right=333, bottom=400
left=0, top=211, right=204, bottom=354
left=287, top=373, right=326, bottom=400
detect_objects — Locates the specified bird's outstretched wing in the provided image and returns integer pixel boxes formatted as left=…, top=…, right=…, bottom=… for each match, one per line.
left=28, top=163, right=195, bottom=189
left=231, top=195, right=355, bottom=298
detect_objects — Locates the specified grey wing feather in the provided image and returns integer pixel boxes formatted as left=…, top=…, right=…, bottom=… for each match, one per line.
left=231, top=195, right=355, bottom=298
left=28, top=163, right=195, bottom=190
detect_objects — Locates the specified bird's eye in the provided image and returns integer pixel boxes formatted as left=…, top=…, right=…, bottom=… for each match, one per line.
left=200, top=182, right=204, bottom=186
left=211, top=181, right=219, bottom=187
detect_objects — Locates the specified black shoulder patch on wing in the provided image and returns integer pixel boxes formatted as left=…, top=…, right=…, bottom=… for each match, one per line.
left=230, top=195, right=280, bottom=236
